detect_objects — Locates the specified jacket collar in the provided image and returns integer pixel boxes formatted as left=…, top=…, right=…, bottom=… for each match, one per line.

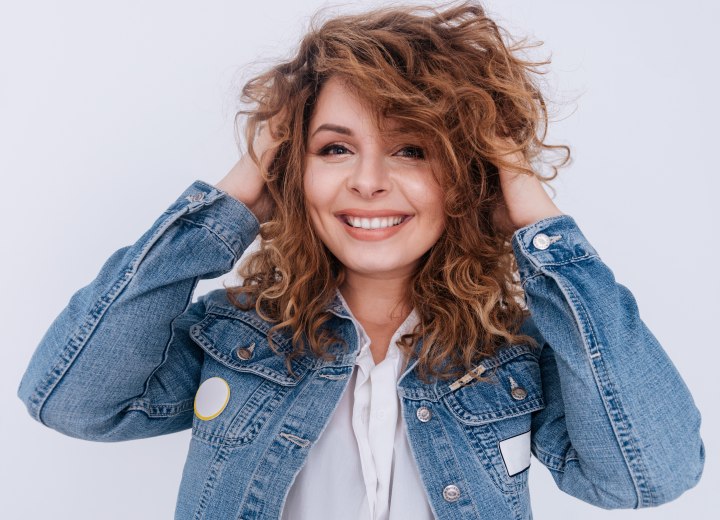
left=324, top=288, right=354, bottom=320
left=321, top=288, right=426, bottom=390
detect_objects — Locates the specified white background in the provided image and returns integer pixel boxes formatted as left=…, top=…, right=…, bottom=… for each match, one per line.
left=2, top=1, right=717, bottom=518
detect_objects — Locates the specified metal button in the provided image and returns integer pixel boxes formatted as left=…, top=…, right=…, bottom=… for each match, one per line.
left=234, top=342, right=256, bottom=360
left=532, top=233, right=550, bottom=250
left=511, top=387, right=528, bottom=400
left=442, top=484, right=461, bottom=502
left=186, top=192, right=205, bottom=203
left=416, top=406, right=432, bottom=422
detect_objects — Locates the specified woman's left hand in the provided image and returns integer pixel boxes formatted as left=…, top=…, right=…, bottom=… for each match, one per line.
left=492, top=146, right=565, bottom=235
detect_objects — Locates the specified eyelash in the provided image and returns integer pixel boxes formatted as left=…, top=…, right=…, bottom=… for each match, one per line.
left=318, top=144, right=425, bottom=159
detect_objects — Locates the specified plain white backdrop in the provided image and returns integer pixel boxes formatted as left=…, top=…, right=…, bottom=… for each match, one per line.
left=2, top=1, right=717, bottom=518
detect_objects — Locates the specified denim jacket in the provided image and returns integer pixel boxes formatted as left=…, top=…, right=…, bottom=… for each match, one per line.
left=17, top=180, right=704, bottom=519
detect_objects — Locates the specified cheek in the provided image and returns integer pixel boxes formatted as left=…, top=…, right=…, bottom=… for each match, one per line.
left=302, top=169, right=335, bottom=239
left=411, top=179, right=445, bottom=222
left=303, top=167, right=335, bottom=208
left=422, top=186, right=447, bottom=240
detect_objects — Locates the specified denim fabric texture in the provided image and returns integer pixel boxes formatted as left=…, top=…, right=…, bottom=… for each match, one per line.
left=17, top=180, right=705, bottom=519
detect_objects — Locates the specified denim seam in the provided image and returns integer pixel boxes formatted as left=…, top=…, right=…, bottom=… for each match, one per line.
left=177, top=216, right=242, bottom=263
left=135, top=282, right=201, bottom=413
left=127, top=397, right=195, bottom=417
left=520, top=254, right=601, bottom=280
left=193, top=443, right=233, bottom=519
left=433, top=407, right=484, bottom=519
left=530, top=442, right=564, bottom=471
left=235, top=387, right=297, bottom=520
left=544, top=268, right=651, bottom=507
left=28, top=204, right=194, bottom=425
left=189, top=316, right=311, bottom=381
left=461, top=423, right=519, bottom=497
left=203, top=305, right=295, bottom=351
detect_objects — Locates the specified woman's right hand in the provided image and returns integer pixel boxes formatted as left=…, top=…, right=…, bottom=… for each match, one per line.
left=214, top=118, right=281, bottom=224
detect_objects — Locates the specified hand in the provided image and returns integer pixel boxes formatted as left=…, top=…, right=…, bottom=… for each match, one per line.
left=214, top=117, right=282, bottom=224
left=492, top=144, right=564, bottom=235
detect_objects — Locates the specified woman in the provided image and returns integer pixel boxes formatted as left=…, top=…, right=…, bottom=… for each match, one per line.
left=17, top=2, right=704, bottom=519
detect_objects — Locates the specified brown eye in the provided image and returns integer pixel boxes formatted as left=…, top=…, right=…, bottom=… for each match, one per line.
left=396, top=146, right=425, bottom=159
left=320, top=144, right=350, bottom=155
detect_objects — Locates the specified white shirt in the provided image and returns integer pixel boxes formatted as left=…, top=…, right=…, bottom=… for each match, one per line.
left=281, top=290, right=435, bottom=520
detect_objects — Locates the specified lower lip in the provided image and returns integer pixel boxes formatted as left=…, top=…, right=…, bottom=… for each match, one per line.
left=336, top=216, right=413, bottom=241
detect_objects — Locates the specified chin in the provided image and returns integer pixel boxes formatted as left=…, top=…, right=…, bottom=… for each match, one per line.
left=342, top=259, right=416, bottom=277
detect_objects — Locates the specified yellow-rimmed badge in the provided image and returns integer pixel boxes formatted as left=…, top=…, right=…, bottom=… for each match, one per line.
left=194, top=377, right=230, bottom=421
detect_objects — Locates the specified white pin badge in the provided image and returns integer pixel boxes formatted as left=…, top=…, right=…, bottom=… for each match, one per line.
left=498, top=430, right=531, bottom=476
left=194, top=376, right=230, bottom=421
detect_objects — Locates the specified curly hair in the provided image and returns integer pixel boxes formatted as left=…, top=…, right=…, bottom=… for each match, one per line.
left=226, top=0, right=571, bottom=385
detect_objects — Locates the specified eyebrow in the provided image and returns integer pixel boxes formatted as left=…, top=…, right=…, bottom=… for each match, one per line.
left=310, top=124, right=354, bottom=138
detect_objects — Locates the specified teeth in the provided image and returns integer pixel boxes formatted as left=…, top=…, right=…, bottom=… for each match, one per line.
left=345, top=215, right=406, bottom=229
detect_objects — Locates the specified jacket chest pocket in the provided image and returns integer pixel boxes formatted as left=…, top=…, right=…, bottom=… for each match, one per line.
left=188, top=307, right=311, bottom=447
left=441, top=347, right=544, bottom=494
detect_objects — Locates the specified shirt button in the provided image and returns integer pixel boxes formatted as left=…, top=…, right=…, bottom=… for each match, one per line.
left=442, top=484, right=461, bottom=502
left=416, top=406, right=432, bottom=422
left=532, top=233, right=551, bottom=250
left=234, top=342, right=256, bottom=360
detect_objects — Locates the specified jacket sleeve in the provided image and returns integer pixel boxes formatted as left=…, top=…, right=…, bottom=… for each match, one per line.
left=513, top=214, right=704, bottom=508
left=17, top=180, right=260, bottom=442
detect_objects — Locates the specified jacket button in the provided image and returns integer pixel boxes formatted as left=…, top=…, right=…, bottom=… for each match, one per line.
left=442, top=484, right=461, bottom=502
left=532, top=233, right=551, bottom=250
left=186, top=192, right=205, bottom=203
left=511, top=387, right=528, bottom=400
left=235, top=342, right=256, bottom=360
left=416, top=406, right=432, bottom=422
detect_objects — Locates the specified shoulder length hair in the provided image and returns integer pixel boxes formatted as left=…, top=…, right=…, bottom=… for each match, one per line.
left=226, top=0, right=570, bottom=385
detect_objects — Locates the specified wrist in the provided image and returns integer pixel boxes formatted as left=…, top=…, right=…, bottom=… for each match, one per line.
left=513, top=206, right=564, bottom=230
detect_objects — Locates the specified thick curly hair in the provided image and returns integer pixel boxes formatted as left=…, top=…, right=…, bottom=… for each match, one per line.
left=226, top=0, right=570, bottom=385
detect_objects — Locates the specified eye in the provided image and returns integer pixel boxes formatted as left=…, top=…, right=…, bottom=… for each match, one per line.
left=316, top=143, right=425, bottom=159
left=319, top=144, right=351, bottom=156
left=396, top=146, right=425, bottom=159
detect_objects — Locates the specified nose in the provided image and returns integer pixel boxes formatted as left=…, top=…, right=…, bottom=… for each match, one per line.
left=347, top=152, right=391, bottom=199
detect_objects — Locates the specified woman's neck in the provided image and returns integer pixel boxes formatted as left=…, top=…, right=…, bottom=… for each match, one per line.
left=338, top=273, right=412, bottom=327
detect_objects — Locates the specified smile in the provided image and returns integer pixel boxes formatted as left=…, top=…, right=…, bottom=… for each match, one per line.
left=335, top=214, right=414, bottom=241
left=342, top=215, right=409, bottom=229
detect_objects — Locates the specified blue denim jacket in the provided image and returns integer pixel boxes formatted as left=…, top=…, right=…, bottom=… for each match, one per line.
left=17, top=180, right=704, bottom=519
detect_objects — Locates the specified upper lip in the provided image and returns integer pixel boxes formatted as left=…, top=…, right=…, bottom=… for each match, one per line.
left=335, top=209, right=413, bottom=218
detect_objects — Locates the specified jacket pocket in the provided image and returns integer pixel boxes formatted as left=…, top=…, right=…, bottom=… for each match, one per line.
left=441, top=346, right=544, bottom=494
left=188, top=306, right=311, bottom=447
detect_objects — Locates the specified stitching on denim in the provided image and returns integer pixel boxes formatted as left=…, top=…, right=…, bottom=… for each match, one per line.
left=429, top=406, right=485, bottom=517
left=462, top=424, right=514, bottom=497
left=177, top=216, right=240, bottom=263
left=128, top=398, right=195, bottom=417
left=531, top=442, right=564, bottom=471
left=139, top=282, right=200, bottom=409
left=193, top=443, right=232, bottom=519
left=30, top=205, right=191, bottom=424
left=279, top=432, right=311, bottom=448
left=201, top=304, right=296, bottom=352
left=549, top=272, right=651, bottom=506
left=189, top=317, right=309, bottom=381
left=317, top=373, right=349, bottom=380
left=519, top=255, right=601, bottom=283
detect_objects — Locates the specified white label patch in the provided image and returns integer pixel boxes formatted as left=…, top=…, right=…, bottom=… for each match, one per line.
left=194, top=377, right=230, bottom=421
left=499, top=430, right=531, bottom=477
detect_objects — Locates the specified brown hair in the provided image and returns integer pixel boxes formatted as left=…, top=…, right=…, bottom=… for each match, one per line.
left=226, top=0, right=570, bottom=384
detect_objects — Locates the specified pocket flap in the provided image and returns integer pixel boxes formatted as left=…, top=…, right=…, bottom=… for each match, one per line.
left=189, top=308, right=311, bottom=386
left=441, top=346, right=544, bottom=425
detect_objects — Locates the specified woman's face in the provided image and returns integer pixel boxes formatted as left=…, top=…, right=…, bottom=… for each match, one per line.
left=304, top=76, right=446, bottom=281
